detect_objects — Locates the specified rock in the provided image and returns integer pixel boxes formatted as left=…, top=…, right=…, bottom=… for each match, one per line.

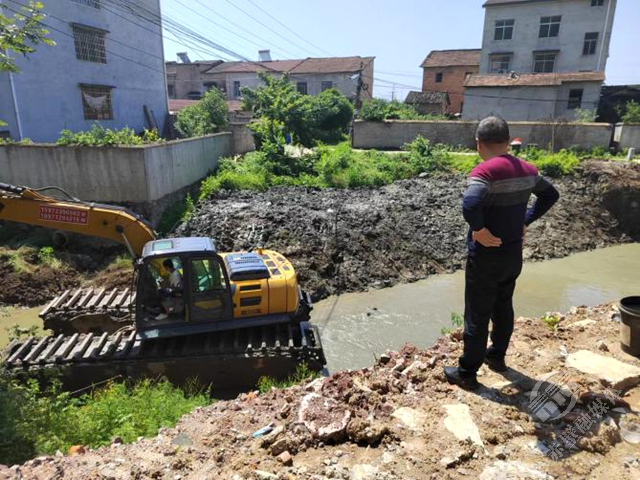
left=304, top=378, right=324, bottom=393
left=254, top=471, right=278, bottom=480
left=68, top=445, right=85, bottom=455
left=440, top=456, right=458, bottom=468
left=347, top=417, right=389, bottom=444
left=269, top=436, right=297, bottom=456
left=111, top=437, right=123, bottom=445
left=566, top=319, right=596, bottom=330
left=379, top=353, right=391, bottom=365
left=443, top=404, right=483, bottom=446
left=277, top=451, right=293, bottom=466
left=576, top=416, right=621, bottom=454
left=351, top=464, right=380, bottom=480
left=382, top=452, right=394, bottom=464
left=391, top=407, right=427, bottom=431
left=479, top=461, right=553, bottom=480
left=493, top=445, right=508, bottom=460
left=298, top=393, right=351, bottom=441
left=171, top=433, right=192, bottom=446
left=597, top=340, right=609, bottom=352
left=566, top=350, right=640, bottom=390
left=260, top=426, right=284, bottom=448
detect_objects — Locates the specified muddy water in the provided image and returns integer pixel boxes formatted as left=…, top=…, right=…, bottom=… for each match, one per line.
left=313, top=244, right=640, bottom=372
left=0, top=306, right=44, bottom=347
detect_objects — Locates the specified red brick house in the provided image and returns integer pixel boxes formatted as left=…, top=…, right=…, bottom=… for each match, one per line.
left=420, top=49, right=481, bottom=115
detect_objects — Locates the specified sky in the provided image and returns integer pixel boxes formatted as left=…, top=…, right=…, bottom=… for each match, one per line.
left=161, top=0, right=640, bottom=101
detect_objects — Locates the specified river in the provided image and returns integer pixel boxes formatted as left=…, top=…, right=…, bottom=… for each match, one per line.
left=1, top=244, right=639, bottom=372
left=312, top=243, right=640, bottom=372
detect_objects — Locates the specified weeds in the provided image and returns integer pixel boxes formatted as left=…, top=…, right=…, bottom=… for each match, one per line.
left=541, top=314, right=561, bottom=330
left=37, top=246, right=61, bottom=269
left=6, top=323, right=40, bottom=342
left=256, top=363, right=320, bottom=394
left=0, top=377, right=211, bottom=465
left=441, top=312, right=464, bottom=336
left=157, top=193, right=197, bottom=235
left=57, top=124, right=163, bottom=147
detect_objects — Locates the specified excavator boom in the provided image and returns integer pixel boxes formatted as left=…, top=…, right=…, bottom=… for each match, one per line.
left=0, top=182, right=155, bottom=257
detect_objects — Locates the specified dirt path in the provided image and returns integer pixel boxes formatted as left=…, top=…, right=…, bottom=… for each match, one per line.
left=177, top=161, right=640, bottom=301
left=5, top=303, right=640, bottom=479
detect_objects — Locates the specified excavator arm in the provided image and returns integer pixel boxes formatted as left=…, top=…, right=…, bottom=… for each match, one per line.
left=0, top=182, right=155, bottom=257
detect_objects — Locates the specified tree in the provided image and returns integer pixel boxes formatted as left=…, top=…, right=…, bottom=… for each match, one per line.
left=620, top=100, right=640, bottom=124
left=1, top=1, right=54, bottom=126
left=1, top=1, right=54, bottom=73
left=175, top=88, right=229, bottom=138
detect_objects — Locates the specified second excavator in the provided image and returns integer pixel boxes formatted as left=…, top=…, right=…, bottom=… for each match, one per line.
left=0, top=182, right=326, bottom=392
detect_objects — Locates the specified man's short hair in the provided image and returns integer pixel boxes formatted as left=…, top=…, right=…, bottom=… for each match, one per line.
left=163, top=259, right=174, bottom=270
left=476, top=116, right=510, bottom=144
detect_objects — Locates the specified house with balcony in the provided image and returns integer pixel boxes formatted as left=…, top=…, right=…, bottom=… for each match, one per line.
left=463, top=0, right=617, bottom=121
left=0, top=0, right=169, bottom=142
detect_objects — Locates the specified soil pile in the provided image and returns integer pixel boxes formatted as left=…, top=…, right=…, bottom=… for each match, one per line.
left=5, top=303, right=640, bottom=479
left=178, top=161, right=640, bottom=300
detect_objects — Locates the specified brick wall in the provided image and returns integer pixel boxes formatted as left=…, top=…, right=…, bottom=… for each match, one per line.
left=352, top=120, right=613, bottom=151
left=422, top=65, right=478, bottom=115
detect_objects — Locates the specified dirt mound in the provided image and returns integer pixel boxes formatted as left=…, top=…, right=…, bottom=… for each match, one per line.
left=6, top=303, right=640, bottom=479
left=178, top=161, right=640, bottom=301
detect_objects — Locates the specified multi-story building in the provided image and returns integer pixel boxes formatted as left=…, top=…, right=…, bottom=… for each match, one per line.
left=463, top=0, right=617, bottom=121
left=419, top=49, right=481, bottom=114
left=165, top=53, right=223, bottom=100
left=166, top=53, right=375, bottom=109
left=0, top=0, right=169, bottom=142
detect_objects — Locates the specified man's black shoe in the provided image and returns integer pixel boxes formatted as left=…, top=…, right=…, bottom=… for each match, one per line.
left=484, top=357, right=508, bottom=372
left=444, top=366, right=480, bottom=390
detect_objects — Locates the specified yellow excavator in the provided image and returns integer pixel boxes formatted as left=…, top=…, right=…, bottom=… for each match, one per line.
left=0, top=182, right=325, bottom=392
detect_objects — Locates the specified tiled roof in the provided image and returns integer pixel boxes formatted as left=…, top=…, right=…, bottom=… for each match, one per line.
left=464, top=72, right=605, bottom=87
left=420, top=49, right=481, bottom=68
left=203, top=56, right=374, bottom=75
left=405, top=90, right=449, bottom=104
left=168, top=99, right=198, bottom=113
left=484, top=0, right=556, bottom=6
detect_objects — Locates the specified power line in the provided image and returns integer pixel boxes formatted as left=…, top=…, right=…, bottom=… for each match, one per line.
left=244, top=0, right=332, bottom=57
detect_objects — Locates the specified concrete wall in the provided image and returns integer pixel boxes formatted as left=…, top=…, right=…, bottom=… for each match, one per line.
left=0, top=0, right=169, bottom=142
left=480, top=0, right=617, bottom=74
left=616, top=124, right=640, bottom=151
left=352, top=120, right=613, bottom=151
left=0, top=133, right=231, bottom=204
left=463, top=82, right=602, bottom=121
left=229, top=122, right=256, bottom=155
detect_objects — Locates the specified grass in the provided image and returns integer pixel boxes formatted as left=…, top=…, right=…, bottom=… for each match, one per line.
left=541, top=314, right=561, bottom=330
left=0, top=246, right=37, bottom=274
left=0, top=377, right=211, bottom=465
left=256, top=363, right=320, bottom=394
left=441, top=312, right=464, bottom=336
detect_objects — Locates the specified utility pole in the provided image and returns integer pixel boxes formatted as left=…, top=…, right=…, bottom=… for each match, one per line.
left=391, top=83, right=396, bottom=101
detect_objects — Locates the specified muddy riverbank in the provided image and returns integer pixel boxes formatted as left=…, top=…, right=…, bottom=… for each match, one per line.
left=6, top=302, right=640, bottom=479
left=178, top=161, right=640, bottom=301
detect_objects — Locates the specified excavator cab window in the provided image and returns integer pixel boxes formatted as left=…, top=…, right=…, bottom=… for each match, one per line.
left=188, top=258, right=232, bottom=322
left=137, top=256, right=185, bottom=324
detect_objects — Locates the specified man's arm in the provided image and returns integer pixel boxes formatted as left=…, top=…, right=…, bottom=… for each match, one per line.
left=525, top=176, right=560, bottom=226
left=463, top=176, right=502, bottom=247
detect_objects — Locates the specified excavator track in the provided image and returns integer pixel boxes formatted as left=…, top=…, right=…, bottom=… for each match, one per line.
left=3, top=322, right=325, bottom=393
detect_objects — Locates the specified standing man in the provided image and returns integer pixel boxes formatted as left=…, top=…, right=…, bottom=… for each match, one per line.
left=444, top=117, right=560, bottom=390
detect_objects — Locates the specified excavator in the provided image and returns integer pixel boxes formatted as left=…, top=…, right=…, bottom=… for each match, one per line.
left=0, top=182, right=326, bottom=392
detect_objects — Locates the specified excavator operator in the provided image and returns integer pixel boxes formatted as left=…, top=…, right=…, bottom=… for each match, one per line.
left=156, top=258, right=184, bottom=321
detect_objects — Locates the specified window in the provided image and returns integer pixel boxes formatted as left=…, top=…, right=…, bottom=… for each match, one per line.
left=321, top=81, right=333, bottom=91
left=583, top=32, right=599, bottom=55
left=489, top=54, right=512, bottom=73
left=296, top=82, right=308, bottom=94
left=72, top=25, right=107, bottom=63
left=533, top=52, right=556, bottom=73
left=167, top=84, right=175, bottom=98
left=233, top=81, right=241, bottom=98
left=80, top=85, right=113, bottom=120
left=591, top=0, right=604, bottom=6
left=190, top=259, right=226, bottom=293
left=187, top=91, right=201, bottom=100
left=494, top=19, right=514, bottom=40
left=204, top=81, right=218, bottom=91
left=435, top=72, right=443, bottom=83
left=539, top=16, right=562, bottom=38
left=568, top=89, right=583, bottom=109
left=70, top=0, right=100, bottom=8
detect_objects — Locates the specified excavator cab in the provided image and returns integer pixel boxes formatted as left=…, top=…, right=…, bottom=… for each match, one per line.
left=135, top=237, right=234, bottom=339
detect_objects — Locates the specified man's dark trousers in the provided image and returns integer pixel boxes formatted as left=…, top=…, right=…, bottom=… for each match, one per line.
left=458, top=247, right=523, bottom=378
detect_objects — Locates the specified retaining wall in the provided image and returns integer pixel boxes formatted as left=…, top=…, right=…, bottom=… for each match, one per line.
left=615, top=123, right=640, bottom=151
left=352, top=120, right=613, bottom=151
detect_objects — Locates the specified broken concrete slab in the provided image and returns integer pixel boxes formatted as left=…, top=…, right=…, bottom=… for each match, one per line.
left=443, top=404, right=483, bottom=446
left=479, top=461, right=552, bottom=480
left=297, top=393, right=351, bottom=442
left=391, top=407, right=427, bottom=431
left=566, top=350, right=640, bottom=390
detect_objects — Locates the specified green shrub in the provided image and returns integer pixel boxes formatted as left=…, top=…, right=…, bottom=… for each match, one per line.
left=247, top=117, right=286, bottom=162
left=57, top=124, right=162, bottom=146
left=0, top=377, right=210, bottom=465
left=157, top=193, right=196, bottom=235
left=403, top=135, right=453, bottom=173
left=573, top=108, right=597, bottom=123
left=37, top=246, right=60, bottom=268
left=541, top=314, right=561, bottom=330
left=620, top=100, right=640, bottom=124
left=175, top=88, right=229, bottom=138
left=441, top=312, right=464, bottom=335
left=359, top=98, right=448, bottom=122
left=524, top=148, right=580, bottom=176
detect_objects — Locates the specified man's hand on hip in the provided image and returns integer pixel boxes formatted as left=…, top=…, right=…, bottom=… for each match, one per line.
left=472, top=228, right=502, bottom=248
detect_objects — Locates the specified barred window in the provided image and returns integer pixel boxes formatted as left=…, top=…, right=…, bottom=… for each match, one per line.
left=489, top=54, right=512, bottom=73
left=72, top=25, right=107, bottom=63
left=533, top=52, right=556, bottom=73
left=70, top=0, right=101, bottom=9
left=80, top=85, right=113, bottom=120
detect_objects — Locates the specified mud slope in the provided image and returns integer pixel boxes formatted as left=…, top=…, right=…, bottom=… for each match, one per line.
left=7, top=303, right=640, bottom=479
left=178, top=161, right=640, bottom=300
